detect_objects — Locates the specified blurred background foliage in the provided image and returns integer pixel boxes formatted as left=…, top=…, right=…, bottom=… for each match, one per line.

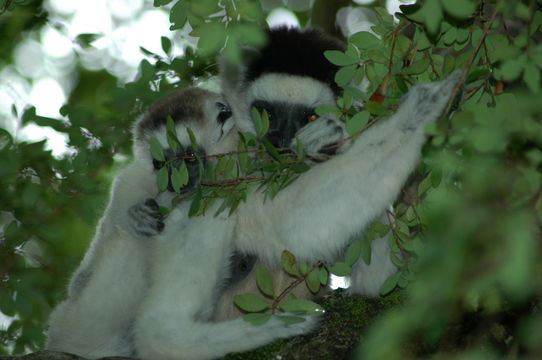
left=0, top=0, right=541, bottom=359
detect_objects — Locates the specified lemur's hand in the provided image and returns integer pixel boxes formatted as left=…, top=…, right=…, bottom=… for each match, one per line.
left=292, top=116, right=348, bottom=162
left=128, top=198, right=165, bottom=237
left=397, top=70, right=461, bottom=132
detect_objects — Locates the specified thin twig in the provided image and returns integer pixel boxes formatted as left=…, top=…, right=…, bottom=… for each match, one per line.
left=388, top=22, right=408, bottom=74
left=271, top=261, right=324, bottom=312
left=0, top=0, right=13, bottom=14
left=443, top=7, right=499, bottom=115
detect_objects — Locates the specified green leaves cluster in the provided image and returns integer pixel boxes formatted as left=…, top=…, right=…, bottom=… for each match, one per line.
left=1, top=2, right=220, bottom=352
left=154, top=0, right=267, bottom=63
left=233, top=252, right=325, bottom=326
left=321, top=1, right=542, bottom=359
left=149, top=108, right=312, bottom=217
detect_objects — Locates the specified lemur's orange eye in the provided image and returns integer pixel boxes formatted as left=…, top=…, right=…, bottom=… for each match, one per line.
left=309, top=114, right=319, bottom=122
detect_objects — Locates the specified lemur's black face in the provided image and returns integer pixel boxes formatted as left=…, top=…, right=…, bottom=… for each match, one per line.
left=251, top=100, right=318, bottom=149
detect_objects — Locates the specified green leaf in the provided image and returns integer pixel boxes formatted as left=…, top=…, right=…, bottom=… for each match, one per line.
left=169, top=0, right=188, bottom=30
left=295, top=137, right=305, bottom=162
left=315, top=105, right=341, bottom=117
left=329, top=262, right=352, bottom=276
left=442, top=27, right=456, bottom=46
left=405, top=206, right=417, bottom=222
left=149, top=137, right=165, bottom=162
left=485, top=34, right=520, bottom=62
left=234, top=293, right=270, bottom=312
left=161, top=36, right=172, bottom=54
left=242, top=313, right=272, bottom=326
left=75, top=33, right=103, bottom=48
left=418, top=174, right=432, bottom=195
left=335, top=64, right=357, bottom=87
left=154, top=0, right=174, bottom=6
left=237, top=139, right=248, bottom=174
left=166, top=116, right=180, bottom=154
left=276, top=315, right=306, bottom=324
left=345, top=239, right=362, bottom=266
left=234, top=23, right=267, bottom=47
left=250, top=107, right=266, bottom=137
left=281, top=250, right=300, bottom=277
left=299, top=262, right=309, bottom=275
left=380, top=272, right=401, bottom=296
left=279, top=298, right=324, bottom=315
left=189, top=188, right=202, bottom=216
left=441, top=0, right=477, bottom=19
left=171, top=162, right=189, bottom=193
left=192, top=22, right=227, bottom=56
left=260, top=109, right=270, bottom=137
left=431, top=168, right=443, bottom=187
left=224, top=156, right=237, bottom=179
left=319, top=267, right=329, bottom=286
left=422, top=0, right=442, bottom=35
left=0, top=128, right=14, bottom=150
left=346, top=111, right=370, bottom=135
left=262, top=138, right=282, bottom=163
left=466, top=68, right=490, bottom=83
left=166, top=116, right=176, bottom=133
left=401, top=58, right=431, bottom=75
left=455, top=27, right=470, bottom=43
left=349, top=31, right=381, bottom=49
left=157, top=167, right=169, bottom=191
left=354, top=66, right=365, bottom=85
left=360, top=235, right=372, bottom=265
left=500, top=58, right=525, bottom=82
left=0, top=290, right=16, bottom=316
left=189, top=0, right=220, bottom=17
left=256, top=265, right=275, bottom=297
left=324, top=50, right=356, bottom=66
left=523, top=63, right=541, bottom=93
left=186, top=127, right=199, bottom=155
left=413, top=27, right=433, bottom=50
left=372, top=222, right=390, bottom=236
left=305, top=268, right=321, bottom=294
left=291, top=162, right=310, bottom=174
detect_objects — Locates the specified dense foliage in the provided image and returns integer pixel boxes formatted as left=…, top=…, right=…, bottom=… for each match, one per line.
left=0, top=0, right=541, bottom=358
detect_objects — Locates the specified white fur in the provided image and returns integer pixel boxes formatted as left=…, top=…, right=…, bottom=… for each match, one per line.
left=133, top=102, right=319, bottom=360
left=134, top=203, right=318, bottom=360
left=248, top=73, right=335, bottom=107
left=47, top=72, right=459, bottom=359
left=46, top=89, right=319, bottom=360
left=46, top=160, right=158, bottom=358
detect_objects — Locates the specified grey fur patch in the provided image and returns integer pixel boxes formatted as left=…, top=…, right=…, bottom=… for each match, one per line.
left=135, top=88, right=214, bottom=141
left=224, top=253, right=257, bottom=288
left=69, top=268, right=92, bottom=299
left=128, top=199, right=164, bottom=237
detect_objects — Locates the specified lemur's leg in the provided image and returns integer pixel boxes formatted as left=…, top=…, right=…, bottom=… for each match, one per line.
left=47, top=164, right=160, bottom=358
left=134, top=208, right=320, bottom=360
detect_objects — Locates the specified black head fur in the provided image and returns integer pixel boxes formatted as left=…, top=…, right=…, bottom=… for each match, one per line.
left=136, top=87, right=212, bottom=141
left=245, top=26, right=346, bottom=95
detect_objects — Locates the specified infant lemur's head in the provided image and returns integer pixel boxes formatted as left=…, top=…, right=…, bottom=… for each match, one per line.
left=133, top=87, right=238, bottom=192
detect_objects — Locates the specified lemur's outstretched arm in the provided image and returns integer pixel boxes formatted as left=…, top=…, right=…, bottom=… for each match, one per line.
left=234, top=72, right=460, bottom=267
